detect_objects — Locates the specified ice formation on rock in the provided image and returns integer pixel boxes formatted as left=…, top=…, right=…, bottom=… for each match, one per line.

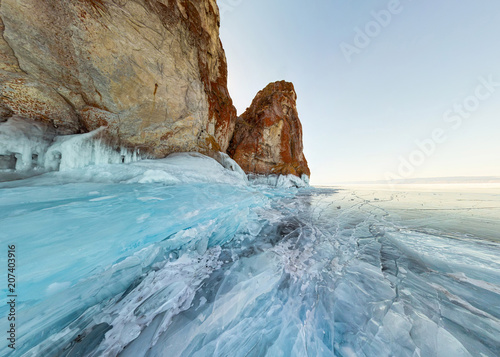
left=0, top=117, right=141, bottom=179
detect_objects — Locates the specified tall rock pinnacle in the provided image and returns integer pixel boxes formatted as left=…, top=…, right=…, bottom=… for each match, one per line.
left=228, top=81, right=310, bottom=178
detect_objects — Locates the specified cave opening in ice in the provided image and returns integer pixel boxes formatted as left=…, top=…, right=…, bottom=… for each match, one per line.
left=0, top=117, right=142, bottom=179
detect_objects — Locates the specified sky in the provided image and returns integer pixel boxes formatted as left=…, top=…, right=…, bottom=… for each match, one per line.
left=218, top=0, right=500, bottom=185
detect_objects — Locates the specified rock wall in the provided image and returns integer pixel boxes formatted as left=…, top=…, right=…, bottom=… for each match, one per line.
left=228, top=81, right=310, bottom=178
left=0, top=0, right=236, bottom=157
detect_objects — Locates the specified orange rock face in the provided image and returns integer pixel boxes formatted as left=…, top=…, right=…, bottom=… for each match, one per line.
left=228, top=81, right=310, bottom=178
left=0, top=0, right=236, bottom=156
left=0, top=1, right=311, bottom=179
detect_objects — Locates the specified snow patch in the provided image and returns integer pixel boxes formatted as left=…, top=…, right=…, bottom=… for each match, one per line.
left=215, top=152, right=248, bottom=183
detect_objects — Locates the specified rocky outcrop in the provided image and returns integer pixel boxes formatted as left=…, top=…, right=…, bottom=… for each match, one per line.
left=0, top=0, right=236, bottom=156
left=0, top=1, right=311, bottom=179
left=228, top=81, right=310, bottom=178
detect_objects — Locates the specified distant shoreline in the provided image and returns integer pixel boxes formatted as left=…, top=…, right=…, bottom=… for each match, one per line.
left=317, top=176, right=500, bottom=186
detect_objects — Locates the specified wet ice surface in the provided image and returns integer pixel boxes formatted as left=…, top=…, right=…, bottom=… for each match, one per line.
left=1, top=176, right=500, bottom=356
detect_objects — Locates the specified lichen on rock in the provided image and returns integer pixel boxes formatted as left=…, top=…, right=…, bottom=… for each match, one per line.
left=0, top=1, right=310, bottom=180
left=228, top=81, right=310, bottom=178
left=0, top=0, right=236, bottom=157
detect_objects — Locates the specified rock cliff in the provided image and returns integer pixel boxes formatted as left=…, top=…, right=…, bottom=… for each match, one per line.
left=228, top=81, right=310, bottom=178
left=0, top=1, right=310, bottom=179
left=0, top=0, right=236, bottom=157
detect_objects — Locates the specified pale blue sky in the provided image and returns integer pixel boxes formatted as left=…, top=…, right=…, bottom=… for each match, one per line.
left=219, top=0, right=500, bottom=184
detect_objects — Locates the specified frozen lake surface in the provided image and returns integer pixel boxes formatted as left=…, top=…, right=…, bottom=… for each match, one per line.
left=1, top=166, right=499, bottom=356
